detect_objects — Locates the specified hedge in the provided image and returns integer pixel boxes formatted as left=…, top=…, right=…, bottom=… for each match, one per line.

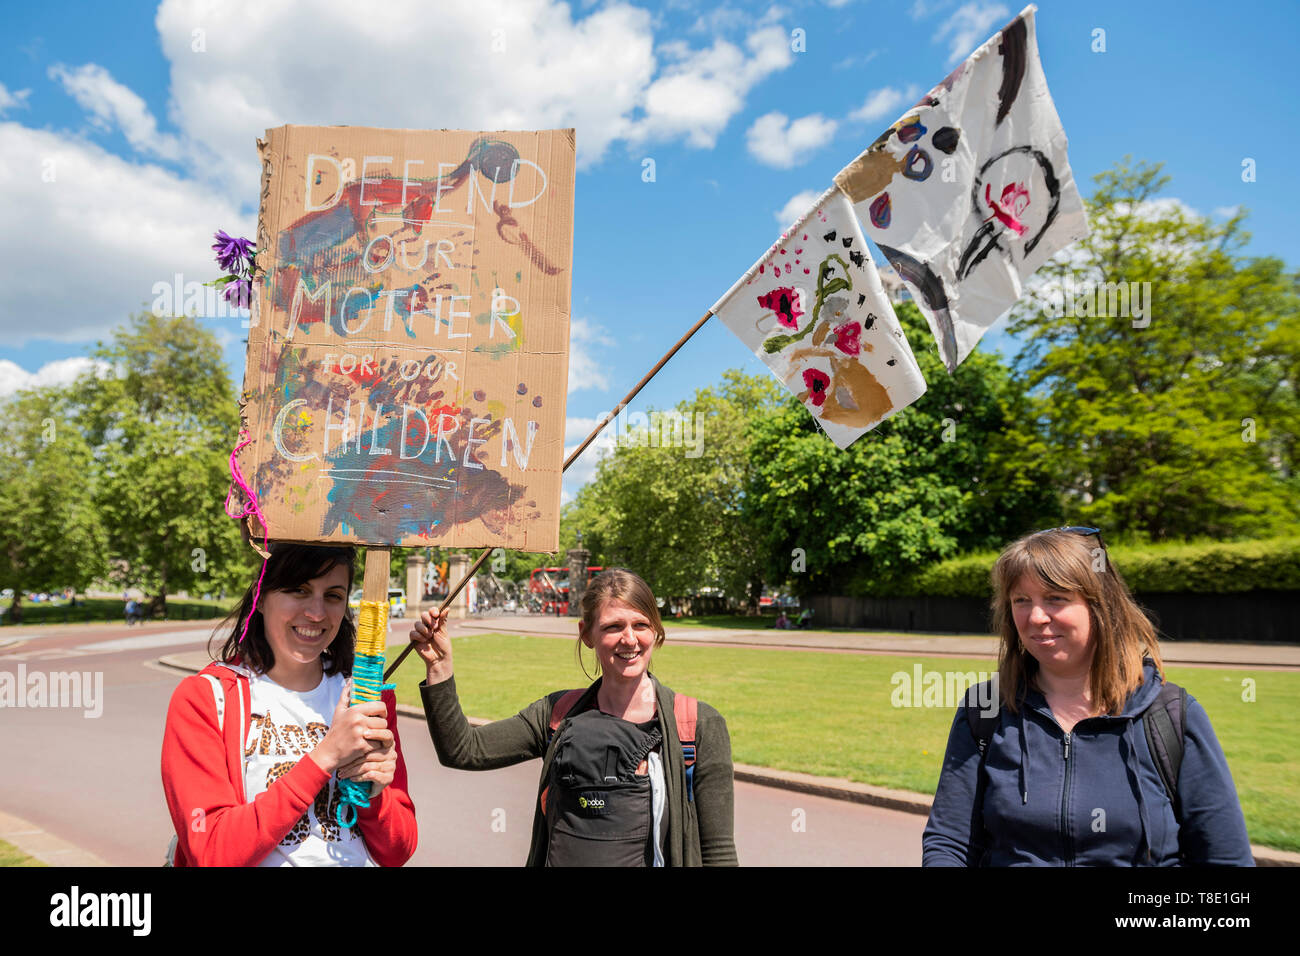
left=854, top=537, right=1300, bottom=599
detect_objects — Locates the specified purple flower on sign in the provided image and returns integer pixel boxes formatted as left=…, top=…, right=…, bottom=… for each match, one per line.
left=212, top=230, right=255, bottom=272
left=223, top=278, right=252, bottom=309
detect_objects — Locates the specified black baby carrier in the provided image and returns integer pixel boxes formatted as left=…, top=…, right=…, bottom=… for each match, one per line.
left=543, top=708, right=662, bottom=867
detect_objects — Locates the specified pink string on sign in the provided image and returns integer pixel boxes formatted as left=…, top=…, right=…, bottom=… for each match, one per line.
left=226, top=430, right=270, bottom=643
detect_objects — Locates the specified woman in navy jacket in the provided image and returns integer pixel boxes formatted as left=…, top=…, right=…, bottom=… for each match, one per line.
left=923, top=528, right=1253, bottom=866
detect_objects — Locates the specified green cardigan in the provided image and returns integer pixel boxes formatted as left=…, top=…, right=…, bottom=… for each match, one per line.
left=420, top=674, right=738, bottom=866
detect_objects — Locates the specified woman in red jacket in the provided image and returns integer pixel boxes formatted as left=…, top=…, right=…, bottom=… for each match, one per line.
left=161, top=544, right=417, bottom=866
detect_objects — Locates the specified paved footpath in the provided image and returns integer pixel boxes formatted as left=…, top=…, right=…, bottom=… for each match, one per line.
left=456, top=612, right=1300, bottom=669
left=2, top=614, right=1296, bottom=865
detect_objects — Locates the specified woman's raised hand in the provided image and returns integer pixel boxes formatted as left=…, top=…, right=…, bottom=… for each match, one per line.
left=409, top=608, right=453, bottom=684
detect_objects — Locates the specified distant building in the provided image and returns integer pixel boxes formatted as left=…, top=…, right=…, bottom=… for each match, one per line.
left=877, top=264, right=912, bottom=304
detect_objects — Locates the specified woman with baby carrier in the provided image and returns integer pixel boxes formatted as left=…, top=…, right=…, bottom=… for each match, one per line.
left=410, top=567, right=737, bottom=866
left=923, top=527, right=1252, bottom=866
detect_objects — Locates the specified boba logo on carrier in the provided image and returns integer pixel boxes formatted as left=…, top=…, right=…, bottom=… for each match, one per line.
left=577, top=793, right=608, bottom=814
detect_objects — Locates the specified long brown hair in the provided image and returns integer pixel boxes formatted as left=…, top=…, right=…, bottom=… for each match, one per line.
left=991, top=530, right=1162, bottom=715
left=212, top=543, right=357, bottom=677
left=576, top=568, right=666, bottom=676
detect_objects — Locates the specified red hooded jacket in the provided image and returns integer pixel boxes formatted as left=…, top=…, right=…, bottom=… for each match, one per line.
left=161, top=660, right=417, bottom=866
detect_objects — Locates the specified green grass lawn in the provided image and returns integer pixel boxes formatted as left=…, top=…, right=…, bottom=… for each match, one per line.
left=387, top=632, right=1300, bottom=852
left=0, top=839, right=46, bottom=867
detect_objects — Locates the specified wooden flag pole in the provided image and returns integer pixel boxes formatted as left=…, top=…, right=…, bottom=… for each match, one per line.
left=382, top=309, right=715, bottom=681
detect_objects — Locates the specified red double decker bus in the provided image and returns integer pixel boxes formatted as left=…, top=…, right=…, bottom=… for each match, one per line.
left=527, top=566, right=605, bottom=614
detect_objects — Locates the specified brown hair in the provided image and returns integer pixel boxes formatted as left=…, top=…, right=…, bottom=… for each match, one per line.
left=212, top=543, right=357, bottom=677
left=991, top=530, right=1162, bottom=715
left=576, top=568, right=666, bottom=676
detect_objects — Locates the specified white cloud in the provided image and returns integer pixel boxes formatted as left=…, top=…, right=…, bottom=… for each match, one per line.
left=775, top=189, right=821, bottom=228
left=627, top=26, right=794, bottom=150
left=149, top=0, right=792, bottom=198
left=567, top=317, right=615, bottom=393
left=690, top=5, right=786, bottom=35
left=561, top=414, right=617, bottom=502
left=0, top=122, right=250, bottom=346
left=0, top=357, right=107, bottom=398
left=0, top=83, right=32, bottom=115
left=1214, top=205, right=1241, bottom=219
left=746, top=111, right=838, bottom=168
left=0, top=2, right=801, bottom=353
left=934, top=2, right=1009, bottom=65
left=910, top=0, right=953, bottom=18
left=49, top=63, right=183, bottom=161
left=848, top=85, right=920, bottom=124
left=833, top=51, right=879, bottom=71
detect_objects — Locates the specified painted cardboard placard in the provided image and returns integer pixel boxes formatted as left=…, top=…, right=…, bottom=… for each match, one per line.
left=711, top=188, right=926, bottom=448
left=237, top=125, right=575, bottom=551
left=836, top=4, right=1088, bottom=371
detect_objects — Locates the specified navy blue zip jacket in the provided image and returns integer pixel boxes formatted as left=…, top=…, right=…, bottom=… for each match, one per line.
left=923, top=661, right=1253, bottom=866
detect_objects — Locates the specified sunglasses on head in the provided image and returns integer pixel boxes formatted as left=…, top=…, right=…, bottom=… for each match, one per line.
left=1034, top=526, right=1106, bottom=549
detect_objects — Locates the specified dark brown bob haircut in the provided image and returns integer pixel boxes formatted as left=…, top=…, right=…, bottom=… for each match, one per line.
left=212, top=543, right=357, bottom=677
left=991, top=529, right=1163, bottom=716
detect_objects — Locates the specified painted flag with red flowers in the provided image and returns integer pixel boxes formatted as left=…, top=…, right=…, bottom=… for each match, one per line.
left=710, top=188, right=926, bottom=449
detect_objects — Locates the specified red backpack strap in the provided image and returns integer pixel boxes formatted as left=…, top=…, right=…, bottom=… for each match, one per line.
left=547, top=689, right=586, bottom=737
left=673, top=695, right=699, bottom=802
left=541, top=689, right=586, bottom=816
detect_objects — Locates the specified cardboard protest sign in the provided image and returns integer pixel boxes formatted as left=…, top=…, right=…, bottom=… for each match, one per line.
left=237, top=125, right=575, bottom=551
left=836, top=4, right=1088, bottom=371
left=711, top=188, right=926, bottom=448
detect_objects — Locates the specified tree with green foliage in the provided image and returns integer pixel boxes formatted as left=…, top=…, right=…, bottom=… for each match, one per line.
left=73, top=312, right=252, bottom=612
left=0, top=387, right=108, bottom=621
left=744, top=301, right=1060, bottom=597
left=561, top=370, right=786, bottom=608
left=1011, top=159, right=1300, bottom=541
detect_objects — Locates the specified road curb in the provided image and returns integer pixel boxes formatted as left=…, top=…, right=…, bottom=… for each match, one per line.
left=0, top=808, right=108, bottom=867
left=170, top=658, right=1297, bottom=867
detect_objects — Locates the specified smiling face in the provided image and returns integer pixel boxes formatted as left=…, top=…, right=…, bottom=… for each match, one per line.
left=582, top=598, right=657, bottom=684
left=1010, top=574, right=1095, bottom=679
left=260, top=563, right=350, bottom=676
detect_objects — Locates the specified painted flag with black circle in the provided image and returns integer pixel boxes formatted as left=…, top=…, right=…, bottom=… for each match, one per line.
left=835, top=3, right=1089, bottom=371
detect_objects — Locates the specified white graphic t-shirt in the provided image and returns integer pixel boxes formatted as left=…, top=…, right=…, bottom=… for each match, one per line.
left=242, top=670, right=376, bottom=867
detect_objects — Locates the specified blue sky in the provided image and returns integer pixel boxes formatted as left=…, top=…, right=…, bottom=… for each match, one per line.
left=2, top=0, right=1296, bottom=497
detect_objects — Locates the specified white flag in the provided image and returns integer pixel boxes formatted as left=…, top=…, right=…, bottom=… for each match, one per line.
left=836, top=4, right=1088, bottom=371
left=710, top=188, right=926, bottom=449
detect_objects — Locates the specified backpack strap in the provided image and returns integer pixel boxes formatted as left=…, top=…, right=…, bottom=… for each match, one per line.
left=541, top=689, right=587, bottom=816
left=963, top=681, right=998, bottom=864
left=546, top=689, right=586, bottom=741
left=1142, top=680, right=1187, bottom=818
left=674, top=695, right=699, bottom=802
left=964, top=682, right=999, bottom=757
left=200, top=673, right=226, bottom=733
